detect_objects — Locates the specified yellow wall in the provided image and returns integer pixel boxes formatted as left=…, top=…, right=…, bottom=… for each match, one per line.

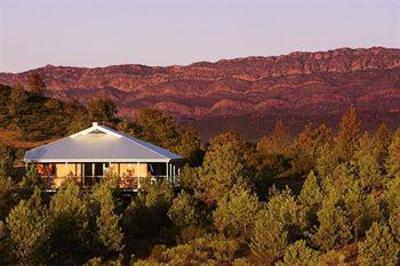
left=38, top=162, right=149, bottom=189
left=109, top=163, right=148, bottom=189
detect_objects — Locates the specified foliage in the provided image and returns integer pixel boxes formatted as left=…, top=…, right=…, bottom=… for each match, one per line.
left=387, top=129, right=400, bottom=178
left=0, top=144, right=16, bottom=177
left=250, top=208, right=288, bottom=265
left=91, top=175, right=124, bottom=254
left=168, top=191, right=199, bottom=228
left=49, top=180, right=91, bottom=264
left=5, top=189, right=51, bottom=265
left=312, top=190, right=352, bottom=251
left=276, top=240, right=319, bottom=266
left=135, top=235, right=240, bottom=266
left=87, top=98, right=119, bottom=125
left=196, top=131, right=248, bottom=205
left=213, top=184, right=260, bottom=241
left=299, top=170, right=323, bottom=227
left=0, top=84, right=87, bottom=141
left=335, top=107, right=361, bottom=162
left=357, top=222, right=398, bottom=266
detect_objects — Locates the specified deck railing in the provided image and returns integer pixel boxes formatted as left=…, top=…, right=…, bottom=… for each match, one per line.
left=41, top=174, right=178, bottom=191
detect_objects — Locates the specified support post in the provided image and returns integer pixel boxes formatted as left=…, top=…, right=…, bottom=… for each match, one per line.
left=166, top=162, right=169, bottom=181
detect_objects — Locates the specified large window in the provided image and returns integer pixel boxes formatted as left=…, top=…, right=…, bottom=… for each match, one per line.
left=83, top=162, right=109, bottom=186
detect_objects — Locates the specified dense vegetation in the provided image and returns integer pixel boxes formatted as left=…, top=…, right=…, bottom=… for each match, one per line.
left=1, top=79, right=400, bottom=265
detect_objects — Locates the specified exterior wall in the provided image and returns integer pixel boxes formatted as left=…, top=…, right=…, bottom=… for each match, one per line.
left=56, top=163, right=82, bottom=188
left=35, top=162, right=157, bottom=189
left=55, top=163, right=81, bottom=177
left=109, top=163, right=148, bottom=189
left=109, top=163, right=148, bottom=177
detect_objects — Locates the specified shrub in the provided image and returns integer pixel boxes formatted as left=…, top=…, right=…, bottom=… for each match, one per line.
left=358, top=222, right=398, bottom=266
left=213, top=184, right=260, bottom=241
left=276, top=240, right=319, bottom=266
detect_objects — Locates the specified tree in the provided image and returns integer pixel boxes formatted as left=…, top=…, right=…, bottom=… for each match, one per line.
left=168, top=191, right=199, bottom=228
left=0, top=177, right=18, bottom=221
left=315, top=142, right=339, bottom=179
left=213, top=184, right=260, bottom=241
left=317, top=250, right=347, bottom=266
left=0, top=144, right=16, bottom=177
left=91, top=175, right=124, bottom=255
left=299, top=171, right=323, bottom=227
left=341, top=181, right=382, bottom=240
left=124, top=178, right=174, bottom=241
left=135, top=235, right=239, bottom=265
left=134, top=109, right=180, bottom=149
left=257, top=120, right=292, bottom=156
left=196, top=131, right=248, bottom=205
left=312, top=190, right=352, bottom=251
left=5, top=189, right=51, bottom=265
left=28, top=73, right=45, bottom=95
left=353, top=132, right=381, bottom=188
left=87, top=98, right=118, bottom=124
left=49, top=180, right=91, bottom=264
left=372, top=123, right=391, bottom=175
left=335, top=107, right=361, bottom=162
left=295, top=123, right=333, bottom=175
left=250, top=209, right=288, bottom=265
left=133, top=109, right=202, bottom=163
left=386, top=129, right=400, bottom=178
left=358, top=222, right=398, bottom=266
left=276, top=240, right=319, bottom=266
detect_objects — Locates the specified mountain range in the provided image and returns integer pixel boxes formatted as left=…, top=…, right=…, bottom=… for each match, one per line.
left=1, top=47, right=400, bottom=140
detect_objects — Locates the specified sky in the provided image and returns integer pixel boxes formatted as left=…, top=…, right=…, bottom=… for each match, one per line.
left=0, top=0, right=399, bottom=73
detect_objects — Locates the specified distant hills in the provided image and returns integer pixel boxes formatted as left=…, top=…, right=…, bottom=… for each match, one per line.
left=1, top=47, right=400, bottom=140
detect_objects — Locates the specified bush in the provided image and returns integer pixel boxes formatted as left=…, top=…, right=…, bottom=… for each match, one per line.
left=358, top=222, right=398, bottom=266
left=213, top=184, right=260, bottom=241
left=276, top=240, right=319, bottom=266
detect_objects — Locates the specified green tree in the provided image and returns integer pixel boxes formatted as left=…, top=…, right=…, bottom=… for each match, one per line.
left=294, top=123, right=333, bottom=175
left=317, top=250, right=347, bottom=266
left=0, top=177, right=18, bottom=221
left=196, top=131, right=248, bottom=205
left=387, top=129, right=400, bottom=178
left=312, top=190, right=352, bottom=251
left=124, top=178, right=174, bottom=241
left=299, top=170, right=323, bottom=227
left=91, top=175, right=124, bottom=254
left=358, top=222, right=398, bottom=266
left=87, top=98, right=118, bottom=124
left=168, top=191, right=199, bottom=228
left=372, top=123, right=391, bottom=175
left=213, top=184, right=260, bottom=241
left=335, top=107, right=361, bottom=162
left=315, top=142, right=339, bottom=179
left=276, top=240, right=319, bottom=266
left=6, top=189, right=51, bottom=265
left=49, top=180, right=91, bottom=264
left=134, top=109, right=180, bottom=149
left=0, top=144, right=16, bottom=177
left=134, top=109, right=202, bottom=163
left=353, top=132, right=381, bottom=188
left=250, top=209, right=288, bottom=265
left=135, top=235, right=239, bottom=266
left=257, top=120, right=292, bottom=156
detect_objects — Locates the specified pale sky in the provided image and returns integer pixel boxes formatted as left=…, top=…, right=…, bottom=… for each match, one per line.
left=0, top=0, right=399, bottom=73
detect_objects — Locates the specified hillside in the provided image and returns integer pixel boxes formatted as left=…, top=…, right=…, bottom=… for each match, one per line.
left=1, top=47, right=400, bottom=140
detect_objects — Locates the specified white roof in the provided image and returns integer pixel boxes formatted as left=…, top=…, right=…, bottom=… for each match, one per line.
left=24, top=122, right=183, bottom=163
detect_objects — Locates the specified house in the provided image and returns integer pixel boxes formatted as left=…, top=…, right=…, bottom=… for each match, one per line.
left=24, top=122, right=183, bottom=190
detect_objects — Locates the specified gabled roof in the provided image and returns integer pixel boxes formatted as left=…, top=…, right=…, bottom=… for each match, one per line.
left=24, top=122, right=183, bottom=163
